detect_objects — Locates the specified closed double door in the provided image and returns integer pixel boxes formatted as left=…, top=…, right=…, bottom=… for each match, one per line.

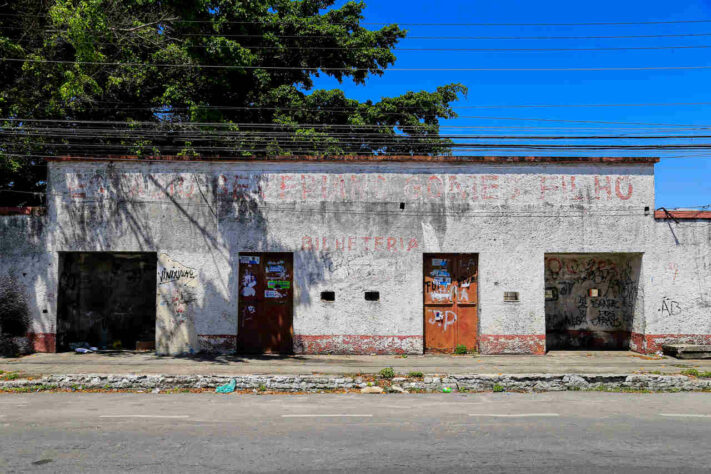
left=424, top=254, right=478, bottom=352
left=237, top=253, right=293, bottom=353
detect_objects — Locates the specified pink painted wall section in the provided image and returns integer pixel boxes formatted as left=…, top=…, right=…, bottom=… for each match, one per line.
left=27, top=332, right=56, bottom=353
left=479, top=335, right=546, bottom=355
left=630, top=332, right=645, bottom=354
left=294, top=335, right=423, bottom=355
left=632, top=334, right=711, bottom=354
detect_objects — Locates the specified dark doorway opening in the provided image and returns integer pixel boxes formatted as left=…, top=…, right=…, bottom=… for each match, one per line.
left=57, top=252, right=157, bottom=352
left=544, top=253, right=641, bottom=351
left=237, top=252, right=294, bottom=354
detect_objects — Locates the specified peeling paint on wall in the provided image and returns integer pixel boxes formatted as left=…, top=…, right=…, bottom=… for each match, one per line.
left=24, top=159, right=709, bottom=355
left=157, top=254, right=200, bottom=355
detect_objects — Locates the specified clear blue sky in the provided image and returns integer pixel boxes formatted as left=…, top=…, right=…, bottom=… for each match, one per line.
left=311, top=0, right=711, bottom=209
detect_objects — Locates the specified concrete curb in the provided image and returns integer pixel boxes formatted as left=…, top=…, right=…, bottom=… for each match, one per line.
left=2, top=373, right=711, bottom=392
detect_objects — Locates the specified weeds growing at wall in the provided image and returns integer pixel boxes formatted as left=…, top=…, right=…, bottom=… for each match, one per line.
left=379, top=367, right=395, bottom=379
left=454, top=345, right=468, bottom=355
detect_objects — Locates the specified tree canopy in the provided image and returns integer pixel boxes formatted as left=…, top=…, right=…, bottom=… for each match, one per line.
left=0, top=0, right=466, bottom=205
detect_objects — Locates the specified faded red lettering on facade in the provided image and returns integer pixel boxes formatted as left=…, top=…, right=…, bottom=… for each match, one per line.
left=302, top=236, right=420, bottom=252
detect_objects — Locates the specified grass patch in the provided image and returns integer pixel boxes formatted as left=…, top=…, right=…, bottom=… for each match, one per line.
left=407, top=371, right=423, bottom=378
left=492, top=384, right=505, bottom=393
left=1, top=371, right=20, bottom=381
left=454, top=345, right=468, bottom=355
left=0, top=384, right=56, bottom=393
left=379, top=367, right=395, bottom=379
left=681, top=368, right=711, bottom=378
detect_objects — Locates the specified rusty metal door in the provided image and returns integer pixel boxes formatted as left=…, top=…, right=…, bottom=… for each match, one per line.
left=424, top=254, right=478, bottom=353
left=237, top=253, right=293, bottom=353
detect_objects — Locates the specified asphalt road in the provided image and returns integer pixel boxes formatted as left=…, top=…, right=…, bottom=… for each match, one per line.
left=0, top=392, right=710, bottom=473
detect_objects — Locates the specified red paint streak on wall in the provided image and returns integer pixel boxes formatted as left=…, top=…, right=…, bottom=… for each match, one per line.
left=632, top=334, right=711, bottom=354
left=480, top=175, right=499, bottom=199
left=615, top=177, right=633, bottom=200
left=630, top=332, right=645, bottom=354
left=27, top=333, right=56, bottom=353
left=479, top=334, right=545, bottom=355
left=0, top=207, right=45, bottom=216
left=65, top=172, right=638, bottom=202
left=302, top=236, right=418, bottom=252
left=293, top=335, right=422, bottom=355
left=594, top=176, right=612, bottom=200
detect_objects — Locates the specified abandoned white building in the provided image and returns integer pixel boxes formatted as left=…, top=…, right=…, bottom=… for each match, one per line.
left=1, top=155, right=710, bottom=355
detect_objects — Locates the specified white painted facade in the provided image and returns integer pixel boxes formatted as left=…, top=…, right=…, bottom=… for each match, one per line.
left=1, top=156, right=709, bottom=354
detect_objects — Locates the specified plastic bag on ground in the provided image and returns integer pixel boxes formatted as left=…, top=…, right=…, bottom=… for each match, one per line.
left=216, top=379, right=236, bottom=393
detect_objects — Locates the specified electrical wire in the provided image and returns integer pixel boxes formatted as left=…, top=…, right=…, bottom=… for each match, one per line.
left=5, top=117, right=711, bottom=127
left=11, top=101, right=711, bottom=112
left=2, top=12, right=711, bottom=26
left=5, top=57, right=711, bottom=71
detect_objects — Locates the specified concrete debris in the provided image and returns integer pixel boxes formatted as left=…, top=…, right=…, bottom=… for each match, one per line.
left=360, top=386, right=385, bottom=394
left=663, top=344, right=711, bottom=359
left=388, top=385, right=406, bottom=393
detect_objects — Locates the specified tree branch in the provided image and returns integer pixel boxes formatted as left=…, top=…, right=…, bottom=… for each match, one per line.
left=111, top=17, right=179, bottom=33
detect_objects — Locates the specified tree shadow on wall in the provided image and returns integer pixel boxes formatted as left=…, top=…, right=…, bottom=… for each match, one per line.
left=53, top=167, right=336, bottom=355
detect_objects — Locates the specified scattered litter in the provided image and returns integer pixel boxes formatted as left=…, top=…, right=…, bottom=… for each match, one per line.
left=442, top=387, right=452, bottom=393
left=70, top=342, right=98, bottom=353
left=216, top=379, right=236, bottom=394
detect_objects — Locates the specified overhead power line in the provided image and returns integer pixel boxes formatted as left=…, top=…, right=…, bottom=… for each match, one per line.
left=4, top=116, right=710, bottom=127
left=5, top=127, right=711, bottom=140
left=4, top=57, right=711, bottom=72
left=5, top=26, right=711, bottom=40
left=55, top=44, right=711, bottom=52
left=1, top=12, right=711, bottom=26
left=14, top=101, right=711, bottom=112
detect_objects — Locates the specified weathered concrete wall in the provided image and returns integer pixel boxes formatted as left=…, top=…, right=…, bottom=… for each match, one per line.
left=639, top=219, right=711, bottom=352
left=35, top=159, right=675, bottom=355
left=0, top=211, right=54, bottom=353
left=545, top=253, right=642, bottom=350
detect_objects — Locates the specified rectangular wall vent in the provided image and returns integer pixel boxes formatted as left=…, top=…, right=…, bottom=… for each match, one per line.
left=364, top=291, right=380, bottom=301
left=321, top=291, right=335, bottom=302
left=503, top=291, right=520, bottom=302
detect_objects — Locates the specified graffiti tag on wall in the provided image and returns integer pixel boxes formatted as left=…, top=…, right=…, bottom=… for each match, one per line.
left=544, top=256, right=638, bottom=333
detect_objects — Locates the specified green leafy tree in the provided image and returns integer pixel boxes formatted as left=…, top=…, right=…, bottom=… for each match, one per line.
left=0, top=0, right=466, bottom=205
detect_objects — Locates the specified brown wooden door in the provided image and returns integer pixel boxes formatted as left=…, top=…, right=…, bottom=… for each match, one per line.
left=237, top=253, right=293, bottom=353
left=424, top=254, right=478, bottom=353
